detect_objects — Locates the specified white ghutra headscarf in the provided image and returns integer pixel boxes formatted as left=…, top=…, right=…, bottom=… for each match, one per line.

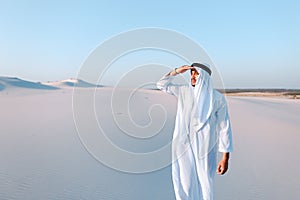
left=189, top=63, right=214, bottom=134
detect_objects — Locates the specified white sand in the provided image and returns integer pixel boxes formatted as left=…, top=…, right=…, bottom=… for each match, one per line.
left=0, top=79, right=299, bottom=199
left=215, top=96, right=300, bottom=199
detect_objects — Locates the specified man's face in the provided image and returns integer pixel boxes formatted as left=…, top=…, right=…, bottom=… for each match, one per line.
left=190, top=68, right=199, bottom=87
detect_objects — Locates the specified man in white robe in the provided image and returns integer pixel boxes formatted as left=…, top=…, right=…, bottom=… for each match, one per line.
left=157, top=64, right=233, bottom=200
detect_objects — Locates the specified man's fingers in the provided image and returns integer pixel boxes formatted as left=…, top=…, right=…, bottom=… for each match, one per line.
left=217, top=167, right=224, bottom=175
left=175, top=65, right=194, bottom=74
left=216, top=163, right=228, bottom=175
left=220, top=168, right=225, bottom=175
left=181, top=65, right=192, bottom=71
left=216, top=164, right=222, bottom=174
left=176, top=66, right=191, bottom=74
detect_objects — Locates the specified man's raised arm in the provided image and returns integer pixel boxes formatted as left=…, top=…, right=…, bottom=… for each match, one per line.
left=156, top=65, right=191, bottom=96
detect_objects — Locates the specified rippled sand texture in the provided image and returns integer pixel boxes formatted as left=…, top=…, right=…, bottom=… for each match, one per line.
left=0, top=86, right=299, bottom=199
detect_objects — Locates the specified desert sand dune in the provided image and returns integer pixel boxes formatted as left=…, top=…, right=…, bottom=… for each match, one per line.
left=0, top=77, right=59, bottom=91
left=43, top=78, right=99, bottom=88
left=0, top=85, right=299, bottom=199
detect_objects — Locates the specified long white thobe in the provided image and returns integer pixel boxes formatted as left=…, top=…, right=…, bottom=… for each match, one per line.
left=157, top=74, right=233, bottom=200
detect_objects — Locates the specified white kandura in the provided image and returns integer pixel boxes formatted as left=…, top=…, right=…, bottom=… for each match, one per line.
left=157, top=67, right=233, bottom=200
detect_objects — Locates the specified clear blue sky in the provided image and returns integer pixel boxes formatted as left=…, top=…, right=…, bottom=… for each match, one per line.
left=0, top=0, right=299, bottom=88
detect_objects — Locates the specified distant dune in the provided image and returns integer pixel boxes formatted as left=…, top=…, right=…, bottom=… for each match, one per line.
left=222, top=89, right=300, bottom=99
left=0, top=77, right=59, bottom=91
left=0, top=82, right=4, bottom=91
left=43, top=78, right=99, bottom=88
left=1, top=76, right=299, bottom=99
left=0, top=77, right=102, bottom=92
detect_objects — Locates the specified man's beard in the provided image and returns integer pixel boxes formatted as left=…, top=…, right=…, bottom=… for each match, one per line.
left=191, top=79, right=196, bottom=87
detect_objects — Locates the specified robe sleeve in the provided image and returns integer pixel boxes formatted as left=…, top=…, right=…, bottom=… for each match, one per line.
left=156, top=73, right=180, bottom=97
left=216, top=96, right=233, bottom=153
